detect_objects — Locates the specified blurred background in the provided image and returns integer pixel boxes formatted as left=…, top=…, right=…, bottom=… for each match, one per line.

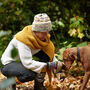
left=0, top=0, right=90, bottom=67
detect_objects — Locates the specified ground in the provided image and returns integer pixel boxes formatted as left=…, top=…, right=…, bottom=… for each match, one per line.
left=0, top=72, right=90, bottom=90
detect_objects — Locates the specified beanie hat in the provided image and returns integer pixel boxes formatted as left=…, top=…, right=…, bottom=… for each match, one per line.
left=32, top=13, right=52, bottom=32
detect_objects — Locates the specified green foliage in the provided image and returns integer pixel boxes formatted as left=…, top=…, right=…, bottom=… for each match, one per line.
left=32, top=56, right=40, bottom=61
left=78, top=70, right=85, bottom=76
left=77, top=41, right=88, bottom=47
left=0, top=0, right=34, bottom=34
left=0, top=0, right=89, bottom=41
left=11, top=47, right=18, bottom=58
left=85, top=30, right=90, bottom=39
left=68, top=16, right=86, bottom=39
left=68, top=70, right=84, bottom=77
left=0, top=30, right=12, bottom=53
left=57, top=47, right=66, bottom=61
left=21, top=84, right=25, bottom=88
left=0, top=0, right=90, bottom=69
left=0, top=30, right=12, bottom=67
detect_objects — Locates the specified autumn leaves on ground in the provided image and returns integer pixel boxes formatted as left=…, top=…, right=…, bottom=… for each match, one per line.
left=0, top=50, right=90, bottom=90
left=0, top=73, right=90, bottom=90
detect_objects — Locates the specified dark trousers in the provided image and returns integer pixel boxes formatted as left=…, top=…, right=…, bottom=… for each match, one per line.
left=1, top=62, right=47, bottom=90
left=1, top=62, right=37, bottom=82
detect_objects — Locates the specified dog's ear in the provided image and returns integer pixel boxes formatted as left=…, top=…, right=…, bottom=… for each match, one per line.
left=63, top=49, right=69, bottom=60
left=63, top=48, right=76, bottom=61
left=68, top=51, right=76, bottom=61
left=67, top=48, right=78, bottom=61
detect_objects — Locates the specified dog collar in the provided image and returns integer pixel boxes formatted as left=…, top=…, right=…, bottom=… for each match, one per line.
left=77, top=47, right=80, bottom=62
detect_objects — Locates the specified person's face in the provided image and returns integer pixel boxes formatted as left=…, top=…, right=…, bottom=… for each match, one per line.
left=35, top=32, right=48, bottom=41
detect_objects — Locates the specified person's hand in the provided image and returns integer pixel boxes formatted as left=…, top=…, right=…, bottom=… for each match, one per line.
left=46, top=61, right=66, bottom=72
left=55, top=61, right=63, bottom=72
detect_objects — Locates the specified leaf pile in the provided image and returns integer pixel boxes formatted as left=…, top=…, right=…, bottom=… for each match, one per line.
left=0, top=72, right=90, bottom=90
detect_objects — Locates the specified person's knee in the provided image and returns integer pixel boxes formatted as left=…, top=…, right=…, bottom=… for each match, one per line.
left=17, top=71, right=37, bottom=82
left=24, top=71, right=36, bottom=80
left=1, top=67, right=8, bottom=76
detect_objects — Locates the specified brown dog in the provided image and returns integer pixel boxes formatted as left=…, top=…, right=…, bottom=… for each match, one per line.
left=63, top=46, right=90, bottom=90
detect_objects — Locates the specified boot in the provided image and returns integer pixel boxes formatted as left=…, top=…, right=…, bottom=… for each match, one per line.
left=34, top=72, right=46, bottom=90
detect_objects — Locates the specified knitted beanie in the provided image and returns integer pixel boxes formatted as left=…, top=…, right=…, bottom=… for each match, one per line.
left=32, top=13, right=52, bottom=32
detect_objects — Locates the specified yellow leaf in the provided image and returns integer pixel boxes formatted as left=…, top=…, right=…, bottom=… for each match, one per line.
left=69, top=84, right=75, bottom=89
left=70, top=28, right=76, bottom=36
left=78, top=33, right=84, bottom=39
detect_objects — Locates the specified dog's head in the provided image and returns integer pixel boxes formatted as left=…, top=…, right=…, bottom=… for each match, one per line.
left=63, top=48, right=77, bottom=70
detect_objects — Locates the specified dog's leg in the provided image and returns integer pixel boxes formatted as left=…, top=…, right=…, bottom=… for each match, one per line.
left=80, top=72, right=90, bottom=90
left=47, top=68, right=52, bottom=83
left=46, top=68, right=55, bottom=90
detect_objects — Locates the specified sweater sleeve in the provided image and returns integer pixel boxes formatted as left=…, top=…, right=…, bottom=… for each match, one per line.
left=17, top=40, right=46, bottom=73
